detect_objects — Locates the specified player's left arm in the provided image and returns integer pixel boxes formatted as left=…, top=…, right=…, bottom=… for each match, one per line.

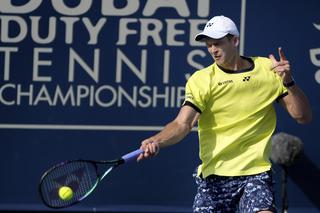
left=269, top=47, right=313, bottom=124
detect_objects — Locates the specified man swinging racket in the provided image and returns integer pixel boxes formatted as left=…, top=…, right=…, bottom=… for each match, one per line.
left=137, top=15, right=312, bottom=213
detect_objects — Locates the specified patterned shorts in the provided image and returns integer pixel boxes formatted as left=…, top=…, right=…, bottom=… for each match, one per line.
left=193, top=170, right=277, bottom=213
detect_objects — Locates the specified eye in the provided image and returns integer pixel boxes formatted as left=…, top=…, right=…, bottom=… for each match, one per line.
left=213, top=41, right=220, bottom=46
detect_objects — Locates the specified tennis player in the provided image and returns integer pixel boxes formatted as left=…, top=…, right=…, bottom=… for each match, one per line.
left=137, top=15, right=312, bottom=213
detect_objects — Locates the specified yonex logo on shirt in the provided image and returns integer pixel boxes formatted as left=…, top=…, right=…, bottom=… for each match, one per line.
left=243, top=76, right=251, bottom=81
left=218, top=80, right=233, bottom=86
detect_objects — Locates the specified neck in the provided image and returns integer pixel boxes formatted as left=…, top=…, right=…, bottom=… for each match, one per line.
left=220, top=55, right=250, bottom=72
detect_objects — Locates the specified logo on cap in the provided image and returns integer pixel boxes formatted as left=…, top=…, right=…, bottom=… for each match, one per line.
left=206, top=22, right=214, bottom=28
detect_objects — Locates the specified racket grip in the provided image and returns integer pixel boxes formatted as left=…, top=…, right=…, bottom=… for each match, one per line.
left=121, top=149, right=143, bottom=163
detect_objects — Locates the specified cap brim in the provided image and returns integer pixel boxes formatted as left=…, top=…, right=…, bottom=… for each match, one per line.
left=195, top=31, right=228, bottom=41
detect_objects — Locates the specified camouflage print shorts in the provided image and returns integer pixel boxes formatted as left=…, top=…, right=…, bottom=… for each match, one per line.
left=193, top=170, right=277, bottom=213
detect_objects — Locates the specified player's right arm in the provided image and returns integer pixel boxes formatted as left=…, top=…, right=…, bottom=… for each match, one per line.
left=137, top=105, right=200, bottom=161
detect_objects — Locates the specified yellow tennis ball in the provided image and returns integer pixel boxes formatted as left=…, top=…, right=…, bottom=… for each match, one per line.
left=58, top=186, right=73, bottom=201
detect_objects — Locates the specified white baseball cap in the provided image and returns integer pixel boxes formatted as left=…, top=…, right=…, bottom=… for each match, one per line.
left=195, top=15, right=239, bottom=41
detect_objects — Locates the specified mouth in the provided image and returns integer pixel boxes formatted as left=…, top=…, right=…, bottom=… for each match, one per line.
left=214, top=55, right=221, bottom=60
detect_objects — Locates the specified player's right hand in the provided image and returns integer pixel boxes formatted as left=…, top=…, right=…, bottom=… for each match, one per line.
left=137, top=138, right=160, bottom=162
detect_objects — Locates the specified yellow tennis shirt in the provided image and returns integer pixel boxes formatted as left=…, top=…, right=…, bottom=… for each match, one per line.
left=184, top=57, right=288, bottom=177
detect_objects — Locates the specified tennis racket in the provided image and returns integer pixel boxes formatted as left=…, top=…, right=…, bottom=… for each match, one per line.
left=38, top=149, right=143, bottom=209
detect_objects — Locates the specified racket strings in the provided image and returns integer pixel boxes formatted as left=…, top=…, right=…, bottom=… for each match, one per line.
left=39, top=161, right=98, bottom=208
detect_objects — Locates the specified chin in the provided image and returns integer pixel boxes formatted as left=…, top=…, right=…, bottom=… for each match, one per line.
left=214, top=58, right=224, bottom=65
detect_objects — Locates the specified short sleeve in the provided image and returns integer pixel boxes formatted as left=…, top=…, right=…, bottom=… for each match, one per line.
left=182, top=71, right=211, bottom=113
left=275, top=73, right=288, bottom=102
left=266, top=58, right=289, bottom=102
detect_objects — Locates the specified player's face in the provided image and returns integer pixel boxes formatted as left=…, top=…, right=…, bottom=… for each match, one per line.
left=205, top=36, right=238, bottom=66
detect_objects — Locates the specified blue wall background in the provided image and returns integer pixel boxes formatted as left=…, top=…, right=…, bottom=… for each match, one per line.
left=0, top=0, right=319, bottom=212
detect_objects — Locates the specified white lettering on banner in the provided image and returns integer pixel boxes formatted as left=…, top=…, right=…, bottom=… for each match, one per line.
left=0, top=0, right=211, bottom=114
left=51, top=0, right=92, bottom=15
left=187, top=50, right=206, bottom=70
left=197, top=0, right=210, bottom=17
left=33, top=48, right=53, bottom=82
left=17, top=84, right=33, bottom=105
left=34, top=84, right=53, bottom=105
left=0, top=47, right=206, bottom=85
left=166, top=19, right=186, bottom=46
left=117, top=18, right=139, bottom=45
left=0, top=16, right=107, bottom=45
left=54, top=86, right=76, bottom=106
left=59, top=17, right=80, bottom=44
left=7, top=47, right=101, bottom=83
left=0, top=16, right=28, bottom=43
left=30, top=16, right=56, bottom=44
left=0, top=84, right=185, bottom=108
left=102, top=0, right=139, bottom=16
left=143, top=0, right=190, bottom=17
left=310, top=48, right=320, bottom=66
left=0, top=15, right=205, bottom=46
left=83, top=18, right=107, bottom=44
left=315, top=70, right=320, bottom=83
left=117, top=18, right=206, bottom=47
left=0, top=83, right=15, bottom=105
left=69, top=48, right=100, bottom=83
left=0, top=47, right=18, bottom=81
left=189, top=19, right=208, bottom=46
left=0, top=0, right=93, bottom=15
left=313, top=23, right=320, bottom=31
left=310, top=23, right=320, bottom=84
left=163, top=50, right=170, bottom=84
left=0, top=0, right=209, bottom=17
left=138, top=19, right=163, bottom=46
left=116, top=49, right=147, bottom=83
left=310, top=48, right=320, bottom=84
left=0, top=0, right=42, bottom=14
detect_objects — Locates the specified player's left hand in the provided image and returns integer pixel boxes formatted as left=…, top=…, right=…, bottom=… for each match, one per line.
left=269, top=47, right=293, bottom=83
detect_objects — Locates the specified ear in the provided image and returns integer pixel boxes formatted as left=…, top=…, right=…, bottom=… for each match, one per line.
left=233, top=36, right=240, bottom=47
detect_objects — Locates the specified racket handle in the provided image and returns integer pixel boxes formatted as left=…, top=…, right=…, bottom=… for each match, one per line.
left=121, top=149, right=143, bottom=163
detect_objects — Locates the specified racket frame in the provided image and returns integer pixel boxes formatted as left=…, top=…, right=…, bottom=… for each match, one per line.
left=39, top=149, right=142, bottom=209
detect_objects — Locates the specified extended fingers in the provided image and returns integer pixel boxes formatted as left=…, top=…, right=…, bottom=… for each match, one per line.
left=272, top=61, right=290, bottom=71
left=275, top=63, right=290, bottom=72
left=269, top=54, right=277, bottom=64
left=270, top=54, right=290, bottom=71
left=269, top=54, right=280, bottom=70
left=278, top=47, right=287, bottom=61
left=269, top=47, right=288, bottom=66
left=269, top=47, right=292, bottom=82
left=272, top=62, right=291, bottom=80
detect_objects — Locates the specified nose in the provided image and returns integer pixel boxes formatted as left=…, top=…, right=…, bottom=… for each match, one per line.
left=208, top=44, right=217, bottom=54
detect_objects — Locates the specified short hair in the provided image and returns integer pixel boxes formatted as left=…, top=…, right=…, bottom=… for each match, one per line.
left=226, top=34, right=235, bottom=40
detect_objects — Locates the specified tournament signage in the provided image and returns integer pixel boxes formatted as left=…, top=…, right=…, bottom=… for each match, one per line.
left=310, top=23, right=320, bottom=84
left=1, top=1, right=320, bottom=212
left=0, top=0, right=211, bottom=128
